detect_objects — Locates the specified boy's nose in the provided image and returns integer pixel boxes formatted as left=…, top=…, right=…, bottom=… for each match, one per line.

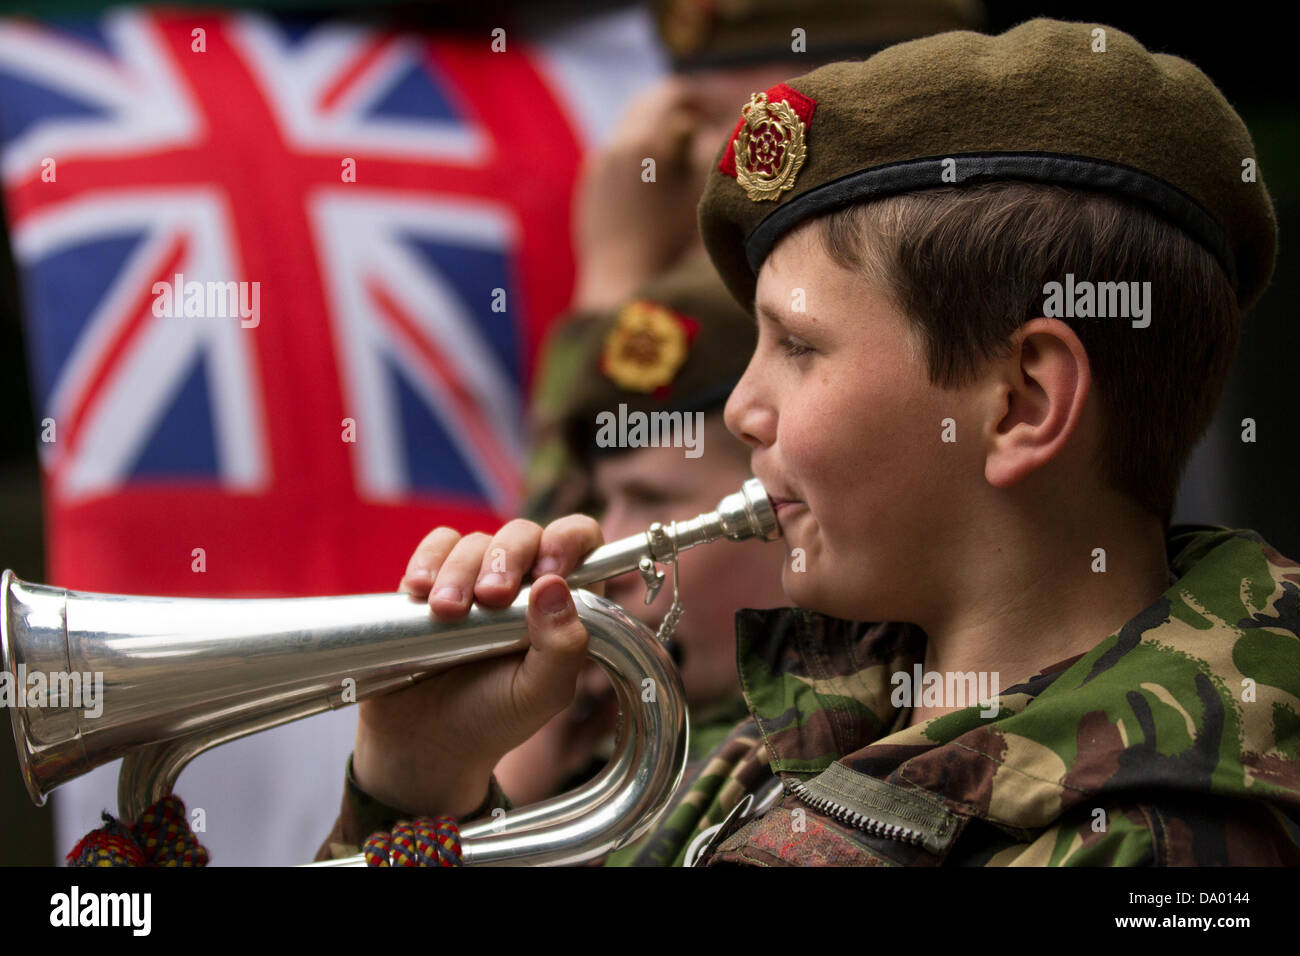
left=724, top=363, right=775, bottom=450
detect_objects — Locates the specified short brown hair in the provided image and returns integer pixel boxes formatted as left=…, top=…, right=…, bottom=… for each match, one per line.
left=818, top=182, right=1240, bottom=522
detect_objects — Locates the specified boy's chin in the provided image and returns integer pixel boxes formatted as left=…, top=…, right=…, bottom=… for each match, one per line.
left=782, top=566, right=887, bottom=622
left=781, top=568, right=835, bottom=615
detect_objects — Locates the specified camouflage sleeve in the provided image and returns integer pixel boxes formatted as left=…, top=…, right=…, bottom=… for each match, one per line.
left=1002, top=803, right=1156, bottom=866
left=313, top=754, right=513, bottom=862
left=1001, top=796, right=1300, bottom=866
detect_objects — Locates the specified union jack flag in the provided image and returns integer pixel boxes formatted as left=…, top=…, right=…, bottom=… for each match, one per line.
left=0, top=7, right=613, bottom=597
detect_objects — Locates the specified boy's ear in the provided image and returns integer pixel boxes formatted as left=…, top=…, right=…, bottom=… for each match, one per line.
left=984, top=318, right=1092, bottom=489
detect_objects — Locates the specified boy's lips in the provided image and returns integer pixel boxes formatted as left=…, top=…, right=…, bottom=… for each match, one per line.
left=756, top=473, right=804, bottom=521
left=771, top=498, right=806, bottom=524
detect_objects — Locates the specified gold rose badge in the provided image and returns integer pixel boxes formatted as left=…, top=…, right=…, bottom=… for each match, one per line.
left=734, top=91, right=808, bottom=202
left=601, top=301, right=689, bottom=393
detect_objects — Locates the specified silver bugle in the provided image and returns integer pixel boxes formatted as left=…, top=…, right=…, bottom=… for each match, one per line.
left=2, top=477, right=779, bottom=865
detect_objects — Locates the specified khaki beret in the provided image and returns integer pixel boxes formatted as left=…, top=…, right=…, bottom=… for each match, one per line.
left=655, top=0, right=986, bottom=70
left=557, top=252, right=755, bottom=465
left=698, top=18, right=1277, bottom=313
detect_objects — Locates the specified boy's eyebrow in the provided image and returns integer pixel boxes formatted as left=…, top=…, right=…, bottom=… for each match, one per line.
left=754, top=301, right=785, bottom=327
left=757, top=301, right=820, bottom=329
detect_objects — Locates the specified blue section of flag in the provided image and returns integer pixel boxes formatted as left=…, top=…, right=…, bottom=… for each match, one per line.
left=129, top=349, right=219, bottom=479
left=266, top=16, right=329, bottom=48
left=18, top=231, right=146, bottom=410
left=390, top=355, right=482, bottom=498
left=0, top=68, right=106, bottom=144
left=403, top=235, right=520, bottom=383
left=44, top=19, right=115, bottom=57
left=369, top=58, right=464, bottom=123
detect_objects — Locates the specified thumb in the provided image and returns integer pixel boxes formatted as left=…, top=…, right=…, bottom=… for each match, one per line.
left=516, top=575, right=589, bottom=720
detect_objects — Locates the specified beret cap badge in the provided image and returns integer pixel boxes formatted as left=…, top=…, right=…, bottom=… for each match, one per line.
left=732, top=89, right=810, bottom=202
left=600, top=300, right=691, bottom=393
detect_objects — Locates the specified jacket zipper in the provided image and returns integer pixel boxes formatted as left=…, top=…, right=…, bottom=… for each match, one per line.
left=785, top=778, right=925, bottom=845
left=780, top=762, right=958, bottom=855
left=696, top=766, right=956, bottom=863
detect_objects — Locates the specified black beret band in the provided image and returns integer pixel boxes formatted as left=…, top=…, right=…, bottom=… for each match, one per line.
left=743, top=151, right=1238, bottom=291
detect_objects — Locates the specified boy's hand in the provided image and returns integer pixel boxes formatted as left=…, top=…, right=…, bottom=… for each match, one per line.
left=352, top=516, right=604, bottom=819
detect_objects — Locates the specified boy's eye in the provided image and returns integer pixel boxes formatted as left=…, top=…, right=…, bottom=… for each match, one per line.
left=626, top=488, right=670, bottom=507
left=779, top=336, right=814, bottom=358
left=591, top=487, right=670, bottom=515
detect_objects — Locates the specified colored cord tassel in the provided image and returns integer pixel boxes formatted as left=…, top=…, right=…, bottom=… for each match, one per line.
left=364, top=817, right=463, bottom=867
left=67, top=795, right=210, bottom=867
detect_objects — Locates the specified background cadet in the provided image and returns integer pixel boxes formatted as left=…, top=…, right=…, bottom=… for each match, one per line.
left=492, top=256, right=788, bottom=866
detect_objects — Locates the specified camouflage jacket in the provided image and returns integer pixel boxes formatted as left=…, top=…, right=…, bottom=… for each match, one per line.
left=674, top=525, right=1300, bottom=866
left=320, top=525, right=1300, bottom=866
